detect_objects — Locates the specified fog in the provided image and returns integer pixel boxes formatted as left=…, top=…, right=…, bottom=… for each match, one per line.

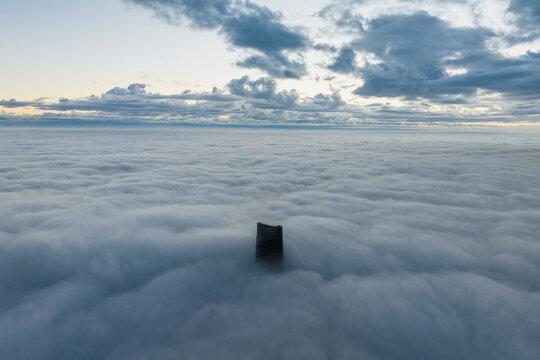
left=1, top=127, right=539, bottom=359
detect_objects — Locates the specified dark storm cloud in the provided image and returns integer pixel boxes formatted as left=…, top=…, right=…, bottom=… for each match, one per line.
left=236, top=53, right=306, bottom=79
left=221, top=3, right=306, bottom=53
left=507, top=0, right=540, bottom=38
left=434, top=52, right=540, bottom=98
left=328, top=46, right=357, bottom=74
left=125, top=0, right=307, bottom=78
left=1, top=128, right=540, bottom=359
left=343, top=11, right=540, bottom=100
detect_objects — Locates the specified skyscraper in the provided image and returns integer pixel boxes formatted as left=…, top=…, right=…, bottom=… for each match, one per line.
left=256, top=222, right=283, bottom=262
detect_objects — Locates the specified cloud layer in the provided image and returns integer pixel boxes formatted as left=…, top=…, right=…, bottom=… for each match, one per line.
left=0, top=80, right=352, bottom=125
left=3, top=79, right=538, bottom=125
left=1, top=127, right=539, bottom=359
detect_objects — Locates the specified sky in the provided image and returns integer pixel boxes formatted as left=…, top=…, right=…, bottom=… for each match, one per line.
left=1, top=0, right=540, bottom=125
left=1, top=127, right=539, bottom=359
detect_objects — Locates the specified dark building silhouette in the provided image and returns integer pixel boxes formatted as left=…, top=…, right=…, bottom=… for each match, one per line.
left=256, top=222, right=283, bottom=262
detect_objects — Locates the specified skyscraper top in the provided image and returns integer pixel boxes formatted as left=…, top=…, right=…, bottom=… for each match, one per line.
left=256, top=222, right=283, bottom=262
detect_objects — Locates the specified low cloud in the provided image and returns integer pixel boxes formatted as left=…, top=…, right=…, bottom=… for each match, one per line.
left=0, top=79, right=351, bottom=124
left=227, top=76, right=299, bottom=109
left=1, top=127, right=539, bottom=359
left=5, top=79, right=538, bottom=125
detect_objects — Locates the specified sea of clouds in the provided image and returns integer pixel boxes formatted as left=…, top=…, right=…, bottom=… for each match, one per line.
left=1, top=126, right=539, bottom=359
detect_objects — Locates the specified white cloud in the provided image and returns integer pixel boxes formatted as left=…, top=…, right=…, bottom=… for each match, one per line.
left=0, top=127, right=539, bottom=359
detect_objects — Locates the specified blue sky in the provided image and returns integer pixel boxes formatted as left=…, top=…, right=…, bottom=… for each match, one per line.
left=1, top=0, right=540, bottom=125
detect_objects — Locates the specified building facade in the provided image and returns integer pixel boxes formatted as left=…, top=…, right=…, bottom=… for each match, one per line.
left=256, top=222, right=283, bottom=262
